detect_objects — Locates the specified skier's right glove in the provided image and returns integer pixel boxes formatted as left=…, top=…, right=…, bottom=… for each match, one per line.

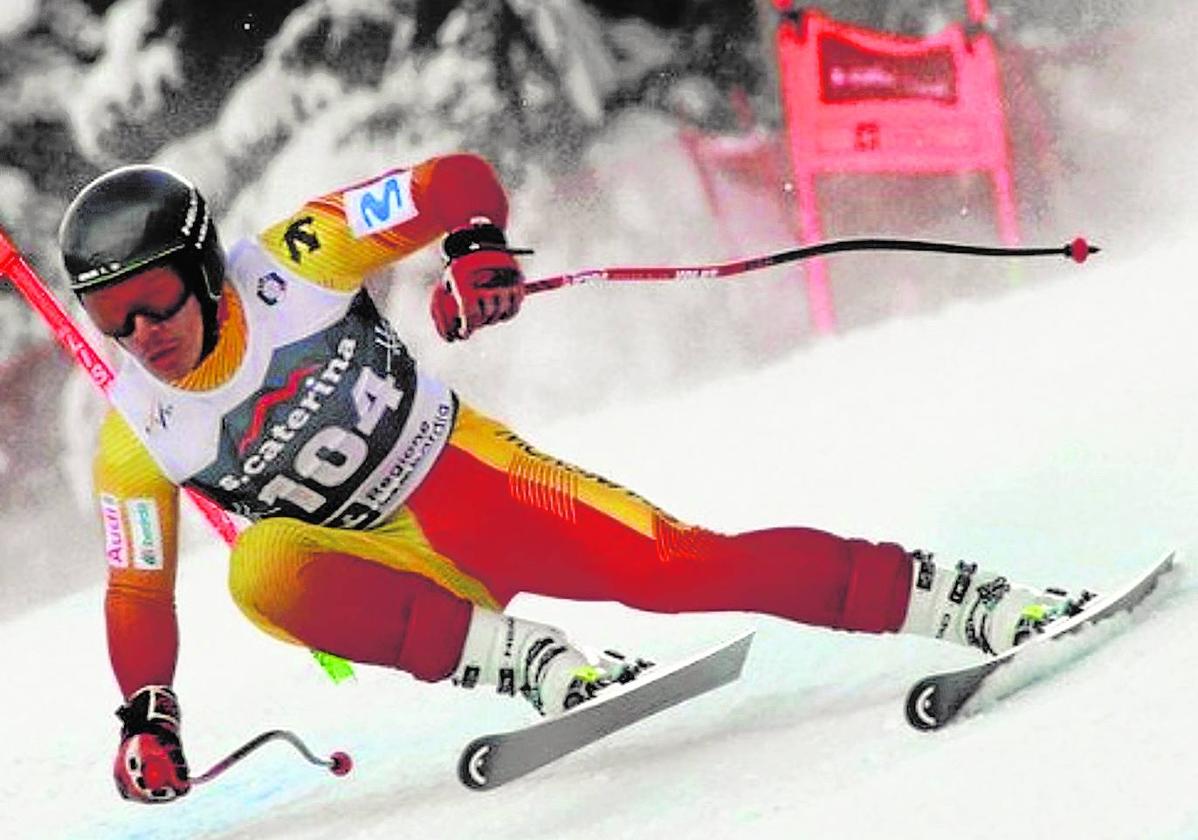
left=112, top=685, right=191, bottom=804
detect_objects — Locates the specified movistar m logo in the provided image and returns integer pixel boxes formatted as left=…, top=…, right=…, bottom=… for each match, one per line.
left=344, top=170, right=417, bottom=238
left=361, top=178, right=406, bottom=225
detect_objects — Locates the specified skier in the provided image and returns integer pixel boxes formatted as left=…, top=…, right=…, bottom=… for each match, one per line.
left=62, top=158, right=1084, bottom=804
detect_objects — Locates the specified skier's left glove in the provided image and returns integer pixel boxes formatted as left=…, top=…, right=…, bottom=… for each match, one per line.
left=431, top=219, right=529, bottom=342
left=112, top=685, right=191, bottom=804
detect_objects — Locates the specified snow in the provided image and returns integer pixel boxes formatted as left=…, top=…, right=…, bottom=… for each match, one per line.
left=3, top=230, right=1198, bottom=838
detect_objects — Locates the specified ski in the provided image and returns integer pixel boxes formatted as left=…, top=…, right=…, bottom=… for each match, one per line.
left=458, top=633, right=754, bottom=791
left=906, top=551, right=1176, bottom=731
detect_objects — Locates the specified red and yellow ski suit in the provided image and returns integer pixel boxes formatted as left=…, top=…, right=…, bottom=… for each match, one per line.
left=96, top=154, right=913, bottom=698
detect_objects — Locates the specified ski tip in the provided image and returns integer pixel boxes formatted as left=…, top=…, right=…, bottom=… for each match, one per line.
left=1144, top=549, right=1180, bottom=595
left=1128, top=550, right=1179, bottom=601
left=729, top=631, right=755, bottom=652
left=690, top=632, right=754, bottom=683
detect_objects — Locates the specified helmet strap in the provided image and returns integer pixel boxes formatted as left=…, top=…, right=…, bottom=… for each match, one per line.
left=197, top=287, right=221, bottom=360
left=174, top=259, right=221, bottom=361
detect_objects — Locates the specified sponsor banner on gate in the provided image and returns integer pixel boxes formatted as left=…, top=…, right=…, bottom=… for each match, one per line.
left=127, top=498, right=165, bottom=570
left=343, top=171, right=417, bottom=238
left=100, top=493, right=129, bottom=569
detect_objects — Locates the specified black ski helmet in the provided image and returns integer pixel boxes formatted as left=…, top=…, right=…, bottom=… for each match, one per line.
left=59, top=165, right=225, bottom=355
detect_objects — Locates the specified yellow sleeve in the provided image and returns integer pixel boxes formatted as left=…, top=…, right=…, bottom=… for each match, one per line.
left=257, top=153, right=510, bottom=292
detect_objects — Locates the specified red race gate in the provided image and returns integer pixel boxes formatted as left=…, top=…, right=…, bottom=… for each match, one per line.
left=772, top=0, right=1019, bottom=331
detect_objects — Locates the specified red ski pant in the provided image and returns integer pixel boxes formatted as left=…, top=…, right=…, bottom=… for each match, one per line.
left=227, top=405, right=913, bottom=682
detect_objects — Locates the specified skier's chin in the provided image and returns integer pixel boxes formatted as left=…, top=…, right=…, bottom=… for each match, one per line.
left=142, top=343, right=193, bottom=381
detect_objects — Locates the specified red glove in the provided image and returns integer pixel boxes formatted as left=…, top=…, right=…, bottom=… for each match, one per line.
left=113, top=685, right=191, bottom=804
left=431, top=220, right=528, bottom=342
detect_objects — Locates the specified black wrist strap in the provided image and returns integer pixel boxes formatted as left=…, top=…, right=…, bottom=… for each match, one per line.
left=443, top=222, right=533, bottom=261
left=116, top=685, right=181, bottom=738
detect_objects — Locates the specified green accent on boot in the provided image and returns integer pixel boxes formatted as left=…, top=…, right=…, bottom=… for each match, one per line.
left=1020, top=603, right=1060, bottom=625
left=312, top=649, right=356, bottom=683
left=572, top=665, right=603, bottom=684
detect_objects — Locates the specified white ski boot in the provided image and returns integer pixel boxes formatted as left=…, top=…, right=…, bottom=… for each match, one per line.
left=900, top=551, right=1095, bottom=655
left=451, top=607, right=651, bottom=716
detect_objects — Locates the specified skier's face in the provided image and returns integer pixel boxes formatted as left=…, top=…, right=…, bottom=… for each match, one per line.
left=82, top=266, right=206, bottom=382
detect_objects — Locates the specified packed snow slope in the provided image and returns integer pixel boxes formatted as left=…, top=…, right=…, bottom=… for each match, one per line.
left=3, top=225, right=1198, bottom=840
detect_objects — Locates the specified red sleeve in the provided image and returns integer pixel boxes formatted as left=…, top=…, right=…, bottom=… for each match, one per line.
left=415, top=153, right=510, bottom=231
left=106, top=579, right=179, bottom=696
left=95, top=410, right=182, bottom=698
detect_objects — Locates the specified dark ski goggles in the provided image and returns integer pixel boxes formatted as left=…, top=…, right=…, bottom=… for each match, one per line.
left=95, top=283, right=193, bottom=339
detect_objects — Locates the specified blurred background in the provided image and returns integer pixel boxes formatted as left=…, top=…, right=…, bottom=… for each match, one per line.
left=0, top=0, right=1186, bottom=615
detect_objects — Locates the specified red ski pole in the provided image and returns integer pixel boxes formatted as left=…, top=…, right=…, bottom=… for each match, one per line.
left=525, top=236, right=1098, bottom=295
left=0, top=227, right=239, bottom=543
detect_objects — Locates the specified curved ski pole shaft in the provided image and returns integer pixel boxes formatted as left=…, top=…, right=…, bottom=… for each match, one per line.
left=0, top=227, right=241, bottom=544
left=192, top=729, right=353, bottom=786
left=525, top=236, right=1099, bottom=295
